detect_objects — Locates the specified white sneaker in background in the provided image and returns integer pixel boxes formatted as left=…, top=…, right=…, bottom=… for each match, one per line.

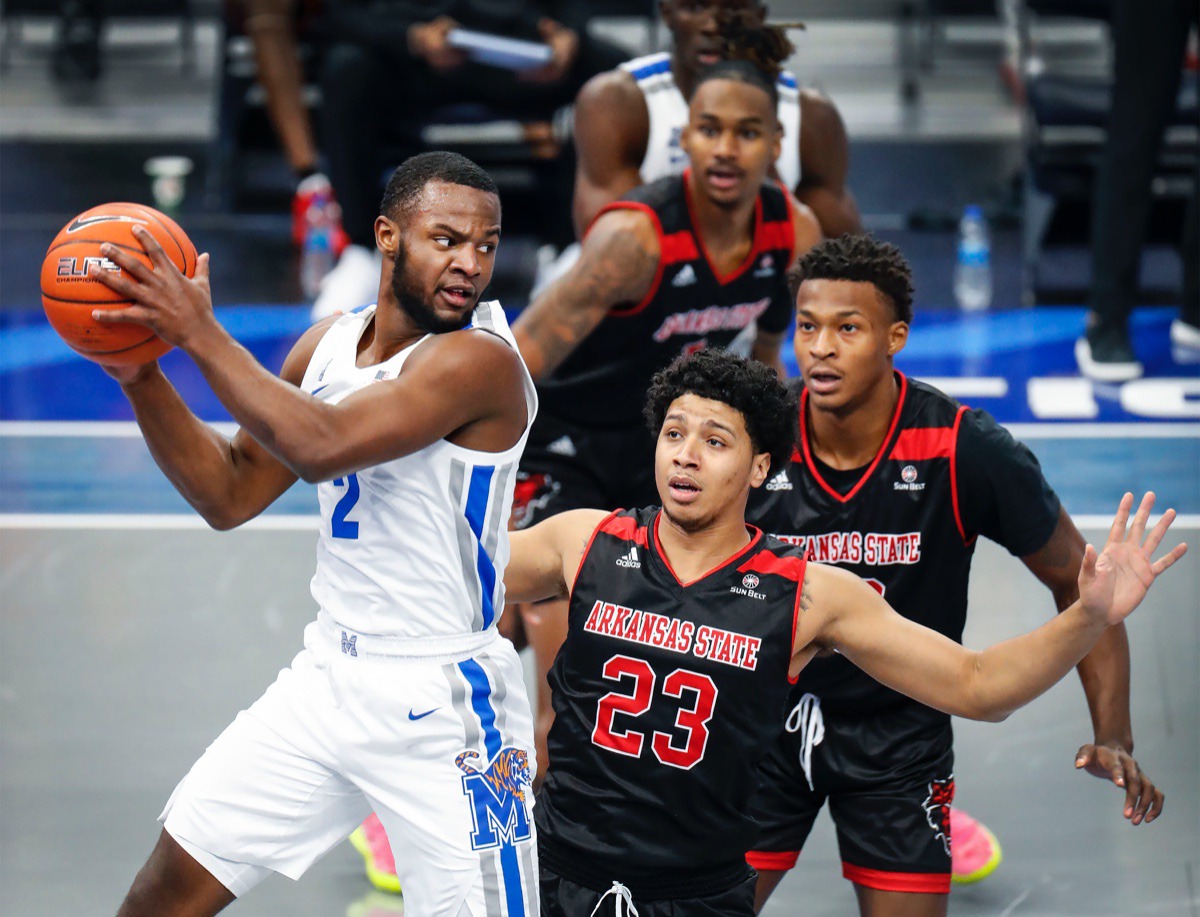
left=310, top=245, right=382, bottom=321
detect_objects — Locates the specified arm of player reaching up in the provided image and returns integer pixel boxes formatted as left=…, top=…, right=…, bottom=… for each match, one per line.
left=1021, top=509, right=1160, bottom=822
left=571, top=71, right=651, bottom=238
left=749, top=198, right=824, bottom=375
left=95, top=323, right=332, bottom=530
left=795, top=91, right=862, bottom=238
left=505, top=509, right=610, bottom=603
left=514, top=208, right=661, bottom=381
left=792, top=493, right=1186, bottom=728
left=90, top=227, right=528, bottom=484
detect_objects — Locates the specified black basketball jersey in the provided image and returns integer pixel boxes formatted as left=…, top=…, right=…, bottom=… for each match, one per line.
left=748, top=373, right=1060, bottom=724
left=537, top=507, right=806, bottom=896
left=537, top=171, right=796, bottom=429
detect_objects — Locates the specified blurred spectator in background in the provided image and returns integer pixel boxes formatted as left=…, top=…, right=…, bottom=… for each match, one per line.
left=1075, top=0, right=1199, bottom=381
left=232, top=0, right=348, bottom=252
left=52, top=0, right=102, bottom=81
left=311, top=0, right=627, bottom=320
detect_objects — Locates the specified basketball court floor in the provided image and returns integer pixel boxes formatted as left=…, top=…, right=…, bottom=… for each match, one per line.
left=2, top=8, right=1198, bottom=917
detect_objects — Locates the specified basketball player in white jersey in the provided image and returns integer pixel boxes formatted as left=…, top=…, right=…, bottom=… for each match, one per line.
left=90, top=152, right=541, bottom=916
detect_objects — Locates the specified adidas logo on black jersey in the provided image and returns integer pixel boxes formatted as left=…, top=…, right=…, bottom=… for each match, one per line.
left=615, top=545, right=641, bottom=569
left=765, top=468, right=793, bottom=491
left=671, top=264, right=697, bottom=287
left=547, top=435, right=576, bottom=457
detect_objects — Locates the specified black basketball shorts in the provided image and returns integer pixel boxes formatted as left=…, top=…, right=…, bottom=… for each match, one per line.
left=746, top=694, right=956, bottom=894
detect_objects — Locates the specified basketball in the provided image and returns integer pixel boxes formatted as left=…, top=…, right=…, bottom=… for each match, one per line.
left=40, top=202, right=198, bottom=365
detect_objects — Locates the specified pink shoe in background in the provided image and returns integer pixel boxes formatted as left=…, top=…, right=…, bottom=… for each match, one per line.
left=349, top=813, right=401, bottom=895
left=950, top=807, right=1002, bottom=884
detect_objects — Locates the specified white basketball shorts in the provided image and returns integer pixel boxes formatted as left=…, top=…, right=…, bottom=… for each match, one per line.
left=161, top=615, right=539, bottom=916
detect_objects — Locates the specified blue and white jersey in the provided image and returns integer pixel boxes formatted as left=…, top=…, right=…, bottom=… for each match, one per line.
left=619, top=50, right=802, bottom=190
left=299, top=300, right=537, bottom=641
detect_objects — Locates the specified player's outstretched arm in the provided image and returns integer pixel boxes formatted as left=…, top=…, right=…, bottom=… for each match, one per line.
left=514, top=209, right=661, bottom=381
left=96, top=321, right=329, bottom=530
left=505, top=510, right=610, bottom=604
left=798, top=493, right=1187, bottom=723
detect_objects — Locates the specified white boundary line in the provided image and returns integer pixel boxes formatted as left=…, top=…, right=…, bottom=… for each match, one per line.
left=2, top=513, right=1197, bottom=530
left=0, top=514, right=319, bottom=530
left=2, top=421, right=1196, bottom=440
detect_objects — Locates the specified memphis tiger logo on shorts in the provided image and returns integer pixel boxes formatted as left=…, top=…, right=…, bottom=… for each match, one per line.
left=922, top=775, right=955, bottom=855
left=456, top=748, right=534, bottom=850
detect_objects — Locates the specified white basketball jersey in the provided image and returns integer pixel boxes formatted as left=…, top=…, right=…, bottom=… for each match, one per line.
left=619, top=51, right=801, bottom=190
left=299, top=300, right=537, bottom=641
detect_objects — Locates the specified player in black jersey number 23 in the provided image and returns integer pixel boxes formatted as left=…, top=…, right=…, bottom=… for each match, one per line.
left=500, top=348, right=1186, bottom=916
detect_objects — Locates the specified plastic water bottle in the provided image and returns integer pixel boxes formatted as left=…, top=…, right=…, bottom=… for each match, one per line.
left=300, top=192, right=335, bottom=299
left=954, top=204, right=992, bottom=312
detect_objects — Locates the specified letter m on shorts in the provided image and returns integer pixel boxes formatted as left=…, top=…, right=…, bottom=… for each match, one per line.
left=461, top=773, right=532, bottom=850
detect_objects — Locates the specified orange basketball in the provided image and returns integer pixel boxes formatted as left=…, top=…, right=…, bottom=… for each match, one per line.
left=41, top=202, right=198, bottom=365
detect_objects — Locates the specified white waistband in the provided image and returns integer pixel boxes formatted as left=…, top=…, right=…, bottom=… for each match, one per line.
left=315, top=611, right=497, bottom=662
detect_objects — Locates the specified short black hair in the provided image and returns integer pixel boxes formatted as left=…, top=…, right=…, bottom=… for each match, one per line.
left=788, top=234, right=915, bottom=323
left=379, top=151, right=499, bottom=221
left=643, top=348, right=796, bottom=470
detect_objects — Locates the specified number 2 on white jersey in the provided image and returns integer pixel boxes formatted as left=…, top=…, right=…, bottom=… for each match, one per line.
left=331, top=473, right=360, bottom=539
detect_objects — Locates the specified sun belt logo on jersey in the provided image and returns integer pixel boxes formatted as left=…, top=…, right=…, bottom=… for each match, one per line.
left=742, top=574, right=760, bottom=589
left=671, top=263, right=697, bottom=287
left=922, top=775, right=955, bottom=855
left=895, top=463, right=925, bottom=492
left=457, top=748, right=533, bottom=850
left=765, top=468, right=793, bottom=491
left=753, top=253, right=775, bottom=278
left=616, top=545, right=641, bottom=569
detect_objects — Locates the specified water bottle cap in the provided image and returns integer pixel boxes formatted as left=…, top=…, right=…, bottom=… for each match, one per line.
left=963, top=204, right=983, bottom=219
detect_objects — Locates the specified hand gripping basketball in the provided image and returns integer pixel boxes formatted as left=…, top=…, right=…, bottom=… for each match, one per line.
left=1078, top=492, right=1188, bottom=627
left=89, top=224, right=215, bottom=356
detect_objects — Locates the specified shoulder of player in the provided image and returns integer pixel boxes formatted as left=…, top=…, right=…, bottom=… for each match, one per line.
left=281, top=315, right=339, bottom=385
left=404, top=326, right=524, bottom=395
left=796, top=89, right=849, bottom=181
left=584, top=205, right=663, bottom=266
left=575, top=69, right=649, bottom=146
left=797, top=88, right=845, bottom=132
left=576, top=68, right=647, bottom=121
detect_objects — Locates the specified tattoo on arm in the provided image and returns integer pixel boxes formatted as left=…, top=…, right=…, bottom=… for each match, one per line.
left=516, top=219, right=658, bottom=380
left=800, top=581, right=814, bottom=613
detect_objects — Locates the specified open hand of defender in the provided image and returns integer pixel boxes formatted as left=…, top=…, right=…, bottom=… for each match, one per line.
left=1078, top=492, right=1188, bottom=627
left=88, top=224, right=216, bottom=353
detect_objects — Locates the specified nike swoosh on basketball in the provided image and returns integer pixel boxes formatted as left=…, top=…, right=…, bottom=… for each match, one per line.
left=67, top=214, right=144, bottom=232
left=408, top=707, right=439, bottom=721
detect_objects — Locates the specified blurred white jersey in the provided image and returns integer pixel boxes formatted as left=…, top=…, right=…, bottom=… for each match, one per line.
left=619, top=51, right=801, bottom=190
left=300, top=300, right=537, bottom=642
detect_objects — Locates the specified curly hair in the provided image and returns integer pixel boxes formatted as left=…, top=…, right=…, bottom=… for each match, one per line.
left=380, top=151, right=499, bottom=221
left=691, top=10, right=800, bottom=107
left=787, top=234, right=915, bottom=324
left=643, top=349, right=797, bottom=470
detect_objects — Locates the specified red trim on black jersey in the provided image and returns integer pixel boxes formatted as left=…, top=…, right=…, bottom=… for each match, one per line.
left=738, top=548, right=807, bottom=582
left=682, top=168, right=766, bottom=286
left=889, top=426, right=955, bottom=461
left=842, top=863, right=951, bottom=894
left=949, top=405, right=976, bottom=546
left=746, top=849, right=800, bottom=871
left=588, top=201, right=666, bottom=317
left=651, top=510, right=763, bottom=587
left=598, top=511, right=650, bottom=546
left=568, top=509, right=626, bottom=606
left=660, top=230, right=699, bottom=264
left=799, top=372, right=909, bottom=504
